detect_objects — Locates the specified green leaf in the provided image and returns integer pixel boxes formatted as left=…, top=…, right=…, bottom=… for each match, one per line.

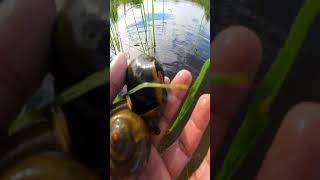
left=112, top=83, right=188, bottom=104
left=212, top=73, right=248, bottom=86
left=167, top=58, right=210, bottom=133
left=217, top=0, right=320, bottom=179
left=9, top=68, right=109, bottom=135
left=56, top=68, right=109, bottom=105
left=9, top=107, right=49, bottom=135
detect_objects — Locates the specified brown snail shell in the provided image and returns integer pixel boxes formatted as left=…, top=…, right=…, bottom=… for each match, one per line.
left=126, top=54, right=167, bottom=135
left=0, top=152, right=101, bottom=180
left=110, top=99, right=150, bottom=177
left=0, top=107, right=71, bottom=168
left=0, top=107, right=101, bottom=179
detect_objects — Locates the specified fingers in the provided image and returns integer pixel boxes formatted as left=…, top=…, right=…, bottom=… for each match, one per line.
left=190, top=148, right=210, bottom=180
left=257, top=102, right=320, bottom=180
left=110, top=53, right=128, bottom=102
left=161, top=94, right=210, bottom=179
left=212, top=26, right=262, bottom=152
left=151, top=70, right=192, bottom=146
left=138, top=146, right=171, bottom=180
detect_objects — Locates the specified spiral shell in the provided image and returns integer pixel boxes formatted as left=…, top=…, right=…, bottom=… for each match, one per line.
left=0, top=153, right=101, bottom=180
left=0, top=107, right=101, bottom=179
left=110, top=100, right=150, bottom=177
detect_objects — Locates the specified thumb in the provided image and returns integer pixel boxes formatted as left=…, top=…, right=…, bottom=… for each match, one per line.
left=110, top=53, right=128, bottom=102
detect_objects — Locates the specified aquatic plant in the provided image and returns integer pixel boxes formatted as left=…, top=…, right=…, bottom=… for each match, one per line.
left=192, top=0, right=210, bottom=20
left=193, top=13, right=206, bottom=53
left=110, top=0, right=156, bottom=56
left=9, top=68, right=109, bottom=135
left=168, top=59, right=210, bottom=133
left=216, top=0, right=320, bottom=179
left=152, top=0, right=156, bottom=54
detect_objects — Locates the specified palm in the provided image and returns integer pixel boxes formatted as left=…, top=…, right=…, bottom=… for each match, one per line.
left=110, top=53, right=210, bottom=180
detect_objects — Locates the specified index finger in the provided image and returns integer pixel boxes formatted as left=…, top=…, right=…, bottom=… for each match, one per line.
left=212, top=26, right=262, bottom=153
left=151, top=70, right=192, bottom=146
left=110, top=53, right=128, bottom=102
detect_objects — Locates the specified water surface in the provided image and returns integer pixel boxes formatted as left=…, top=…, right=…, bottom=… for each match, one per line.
left=110, top=0, right=210, bottom=81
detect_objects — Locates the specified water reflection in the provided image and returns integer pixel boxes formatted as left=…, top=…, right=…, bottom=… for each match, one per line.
left=110, top=0, right=210, bottom=81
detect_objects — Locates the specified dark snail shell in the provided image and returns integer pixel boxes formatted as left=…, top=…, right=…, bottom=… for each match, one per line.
left=110, top=100, right=150, bottom=177
left=126, top=54, right=167, bottom=135
left=0, top=107, right=71, bottom=169
left=51, top=0, right=108, bottom=168
left=0, top=107, right=100, bottom=179
left=0, top=153, right=101, bottom=180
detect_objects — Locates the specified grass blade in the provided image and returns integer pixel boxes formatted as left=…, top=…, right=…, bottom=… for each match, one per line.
left=128, top=83, right=188, bottom=94
left=217, top=0, right=320, bottom=179
left=56, top=68, right=109, bottom=105
left=9, top=107, right=49, bottom=135
left=167, top=58, right=210, bottom=133
left=132, top=8, right=146, bottom=54
left=212, top=74, right=248, bottom=86
left=112, top=83, right=188, bottom=104
left=9, top=68, right=109, bottom=135
left=152, top=0, right=156, bottom=53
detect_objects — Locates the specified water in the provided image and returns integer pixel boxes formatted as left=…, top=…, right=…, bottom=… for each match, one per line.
left=110, top=0, right=210, bottom=80
left=110, top=0, right=210, bottom=179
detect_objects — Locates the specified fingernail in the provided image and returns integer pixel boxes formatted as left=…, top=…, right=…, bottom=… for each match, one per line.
left=124, top=52, right=130, bottom=59
left=178, top=70, right=185, bottom=77
left=200, top=94, right=210, bottom=107
left=257, top=102, right=320, bottom=180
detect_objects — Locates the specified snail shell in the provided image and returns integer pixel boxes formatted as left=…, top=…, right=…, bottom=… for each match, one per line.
left=110, top=100, right=150, bottom=177
left=0, top=153, right=101, bottom=180
left=0, top=107, right=101, bottom=179
left=52, top=0, right=108, bottom=167
left=126, top=54, right=167, bottom=135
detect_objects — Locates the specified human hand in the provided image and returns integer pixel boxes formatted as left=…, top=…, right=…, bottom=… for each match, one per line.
left=212, top=26, right=320, bottom=180
left=110, top=53, right=210, bottom=180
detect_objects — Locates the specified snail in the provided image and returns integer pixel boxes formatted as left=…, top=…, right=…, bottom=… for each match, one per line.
left=110, top=98, right=150, bottom=177
left=1, top=0, right=107, bottom=177
left=126, top=54, right=168, bottom=135
left=0, top=153, right=101, bottom=180
left=52, top=0, right=108, bottom=168
left=110, top=54, right=167, bottom=177
left=0, top=107, right=101, bottom=179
